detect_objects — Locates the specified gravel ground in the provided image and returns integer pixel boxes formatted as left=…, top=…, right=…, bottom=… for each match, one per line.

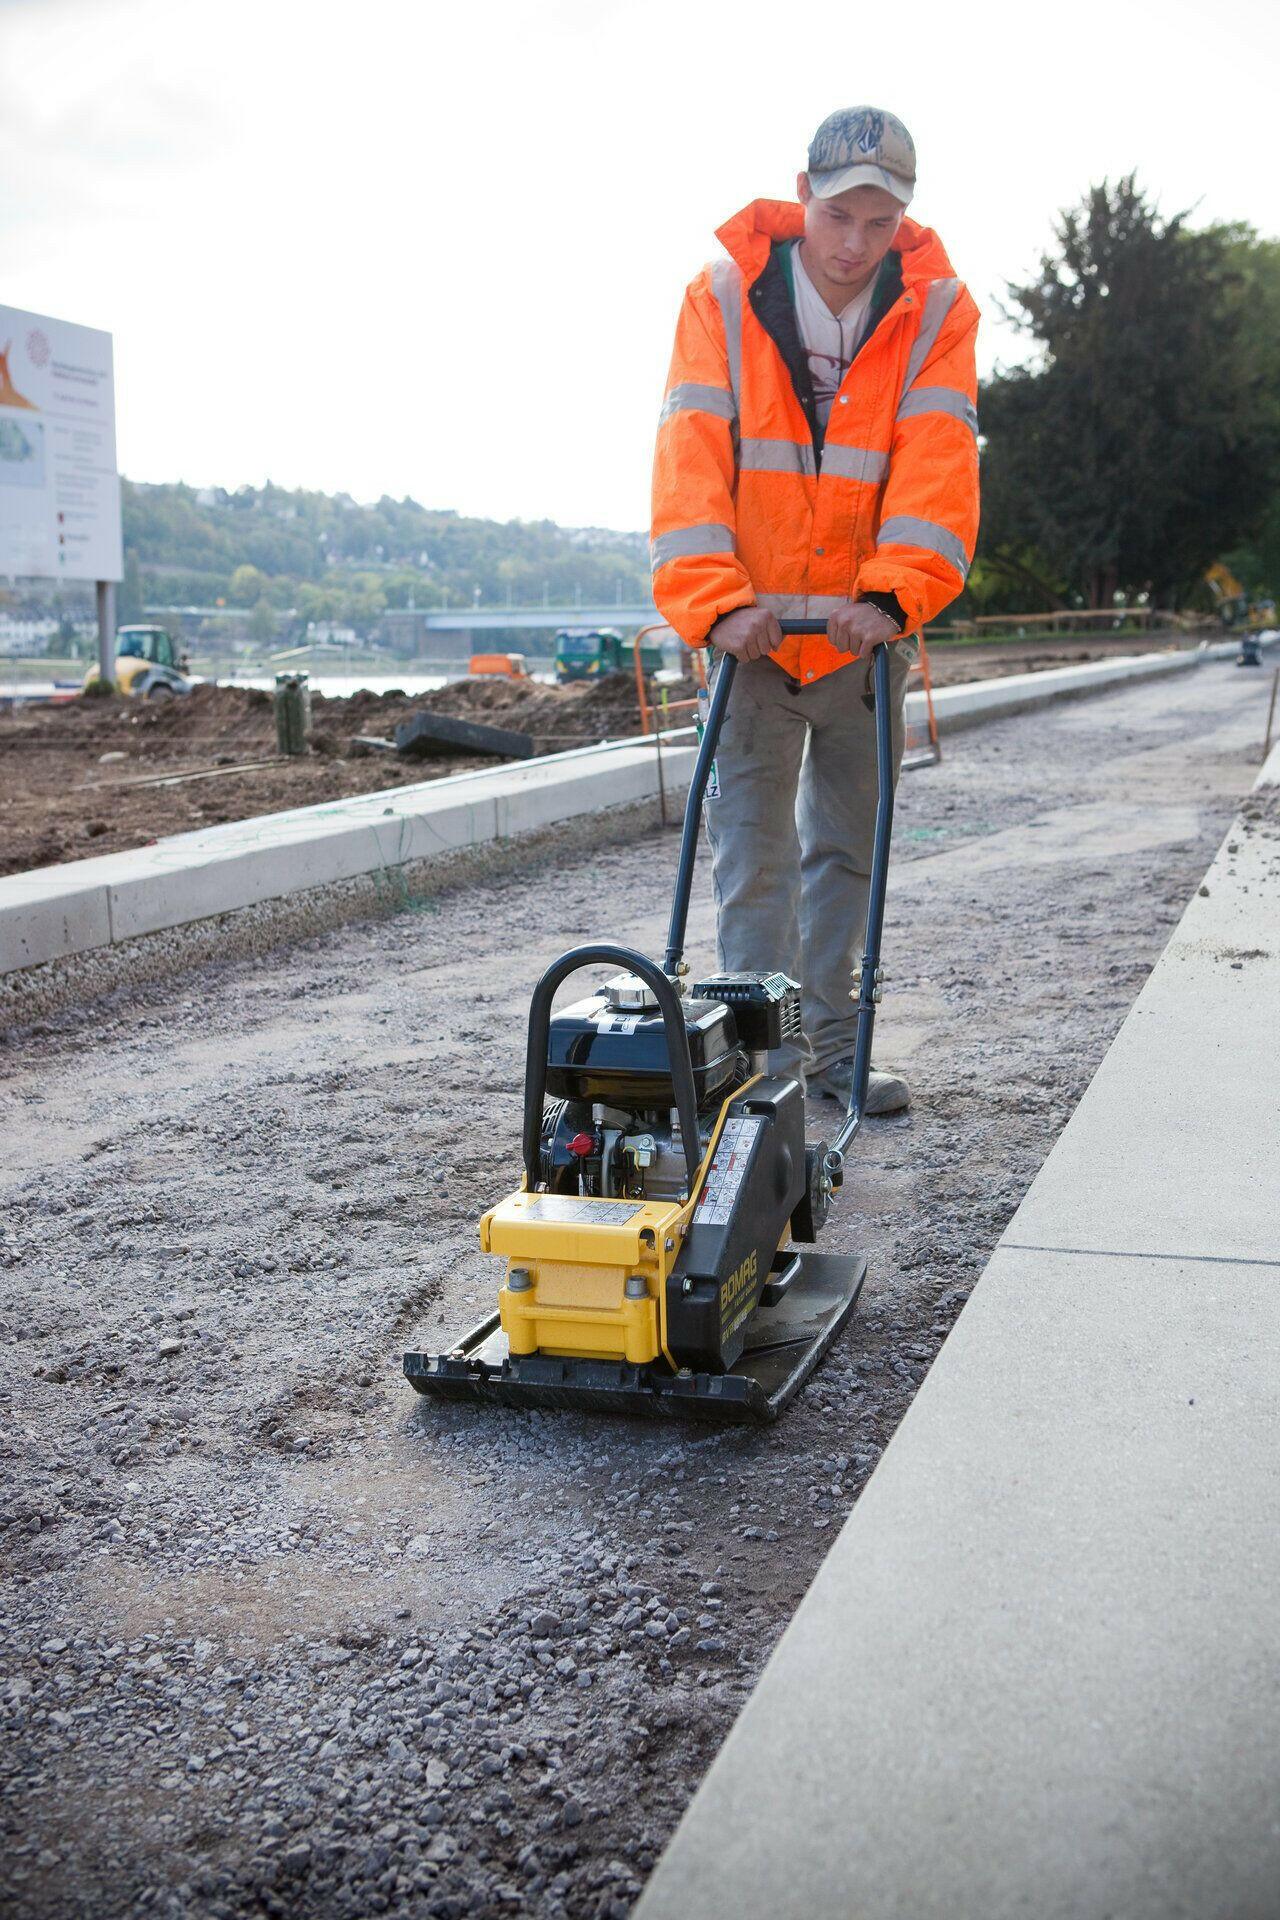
left=1, top=661, right=1269, bottom=1920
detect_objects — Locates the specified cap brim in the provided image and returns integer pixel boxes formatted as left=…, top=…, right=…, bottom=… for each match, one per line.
left=807, top=162, right=914, bottom=206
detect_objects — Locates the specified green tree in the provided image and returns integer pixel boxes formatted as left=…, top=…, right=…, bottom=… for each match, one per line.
left=297, top=583, right=343, bottom=626
left=229, top=563, right=268, bottom=605
left=979, top=177, right=1275, bottom=608
left=118, top=549, right=144, bottom=623
left=1214, top=226, right=1280, bottom=595
left=249, top=600, right=277, bottom=645
left=118, top=477, right=653, bottom=645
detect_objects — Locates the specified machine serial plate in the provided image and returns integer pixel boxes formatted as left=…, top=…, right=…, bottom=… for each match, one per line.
left=694, top=1116, right=764, bottom=1226
left=523, top=1196, right=646, bottom=1224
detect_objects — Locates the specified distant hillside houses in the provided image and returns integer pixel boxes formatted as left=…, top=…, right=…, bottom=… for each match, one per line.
left=0, top=613, right=96, bottom=656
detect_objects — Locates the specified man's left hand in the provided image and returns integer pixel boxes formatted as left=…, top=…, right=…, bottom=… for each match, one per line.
left=827, top=601, right=901, bottom=660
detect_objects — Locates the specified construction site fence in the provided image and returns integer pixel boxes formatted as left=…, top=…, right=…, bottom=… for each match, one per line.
left=941, top=607, right=1216, bottom=638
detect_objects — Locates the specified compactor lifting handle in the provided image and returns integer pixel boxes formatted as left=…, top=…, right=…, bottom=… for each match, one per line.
left=522, top=943, right=703, bottom=1194
left=661, top=621, right=896, bottom=1171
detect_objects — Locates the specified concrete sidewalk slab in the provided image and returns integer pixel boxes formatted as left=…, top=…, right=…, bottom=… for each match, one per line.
left=1008, top=813, right=1279, bottom=1265
left=642, top=1245, right=1280, bottom=1920
left=637, top=740, right=1280, bottom=1917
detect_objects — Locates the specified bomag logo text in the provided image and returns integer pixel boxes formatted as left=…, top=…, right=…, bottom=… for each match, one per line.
left=720, top=1248, right=759, bottom=1314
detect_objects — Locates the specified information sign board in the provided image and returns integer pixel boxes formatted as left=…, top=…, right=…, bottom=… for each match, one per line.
left=0, top=304, right=123, bottom=582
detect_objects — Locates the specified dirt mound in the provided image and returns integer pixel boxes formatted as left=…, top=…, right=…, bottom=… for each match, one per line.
left=0, top=674, right=670, bottom=878
left=1, top=673, right=661, bottom=763
left=314, top=673, right=678, bottom=757
left=1, top=682, right=278, bottom=757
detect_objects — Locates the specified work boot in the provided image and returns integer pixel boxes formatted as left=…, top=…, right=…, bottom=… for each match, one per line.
left=808, top=1058, right=910, bottom=1115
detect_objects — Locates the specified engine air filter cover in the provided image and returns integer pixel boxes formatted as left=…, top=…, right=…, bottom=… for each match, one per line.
left=690, top=971, right=802, bottom=1054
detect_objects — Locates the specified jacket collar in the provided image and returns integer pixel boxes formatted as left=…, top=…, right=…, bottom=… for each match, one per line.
left=715, top=198, right=956, bottom=292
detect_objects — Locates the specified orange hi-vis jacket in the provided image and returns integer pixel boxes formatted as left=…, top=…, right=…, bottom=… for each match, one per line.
left=651, top=199, right=980, bottom=685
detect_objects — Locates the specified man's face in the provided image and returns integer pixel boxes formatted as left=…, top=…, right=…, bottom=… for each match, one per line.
left=797, top=175, right=904, bottom=291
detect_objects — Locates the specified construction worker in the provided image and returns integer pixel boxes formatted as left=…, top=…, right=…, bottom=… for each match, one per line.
left=651, top=107, right=979, bottom=1112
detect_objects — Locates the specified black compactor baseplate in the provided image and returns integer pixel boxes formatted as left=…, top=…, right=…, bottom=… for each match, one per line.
left=404, top=1250, right=866, bottom=1425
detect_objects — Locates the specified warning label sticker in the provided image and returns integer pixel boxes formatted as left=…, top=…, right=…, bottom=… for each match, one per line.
left=524, top=1196, right=645, bottom=1224
left=593, top=1013, right=641, bottom=1035
left=697, top=688, right=721, bottom=801
left=693, top=1116, right=763, bottom=1226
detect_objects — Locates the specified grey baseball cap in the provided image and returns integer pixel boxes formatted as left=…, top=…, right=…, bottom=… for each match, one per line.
left=807, top=107, right=916, bottom=206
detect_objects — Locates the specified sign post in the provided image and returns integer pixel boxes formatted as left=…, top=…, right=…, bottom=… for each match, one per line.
left=95, top=580, right=116, bottom=685
left=0, top=304, right=123, bottom=681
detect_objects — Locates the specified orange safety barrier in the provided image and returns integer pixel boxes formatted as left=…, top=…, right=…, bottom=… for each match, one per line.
left=633, top=625, right=707, bottom=738
left=903, top=629, right=941, bottom=768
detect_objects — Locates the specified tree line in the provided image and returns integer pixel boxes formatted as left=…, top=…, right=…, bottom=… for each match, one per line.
left=117, top=484, right=651, bottom=633
left=976, top=176, right=1279, bottom=614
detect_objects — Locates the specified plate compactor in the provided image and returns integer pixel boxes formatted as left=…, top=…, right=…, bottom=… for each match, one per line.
left=405, top=624, right=899, bottom=1424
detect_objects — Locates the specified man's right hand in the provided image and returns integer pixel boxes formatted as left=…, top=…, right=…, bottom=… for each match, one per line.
left=710, top=607, right=784, bottom=662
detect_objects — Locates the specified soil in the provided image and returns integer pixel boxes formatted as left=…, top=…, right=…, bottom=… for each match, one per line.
left=0, top=661, right=1264, bottom=1920
left=0, top=675, right=651, bottom=880
left=0, top=636, right=1196, bottom=879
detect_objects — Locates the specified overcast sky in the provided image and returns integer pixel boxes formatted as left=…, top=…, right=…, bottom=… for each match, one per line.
left=4, top=0, right=1279, bottom=532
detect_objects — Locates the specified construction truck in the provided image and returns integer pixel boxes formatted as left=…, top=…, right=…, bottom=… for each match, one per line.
left=554, top=627, right=664, bottom=683
left=469, top=651, right=529, bottom=679
left=84, top=626, right=193, bottom=698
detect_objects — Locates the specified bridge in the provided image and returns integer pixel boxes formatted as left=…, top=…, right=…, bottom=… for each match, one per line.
left=384, top=604, right=662, bottom=634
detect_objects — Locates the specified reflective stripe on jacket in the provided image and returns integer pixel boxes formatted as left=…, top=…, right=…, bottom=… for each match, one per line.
left=651, top=198, right=980, bottom=685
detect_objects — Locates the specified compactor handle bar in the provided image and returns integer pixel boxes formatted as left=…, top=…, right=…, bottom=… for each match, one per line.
left=661, top=620, right=896, bottom=1169
left=522, top=944, right=702, bottom=1194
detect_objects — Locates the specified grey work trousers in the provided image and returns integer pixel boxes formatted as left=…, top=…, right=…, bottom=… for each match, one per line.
left=703, top=641, right=914, bottom=1082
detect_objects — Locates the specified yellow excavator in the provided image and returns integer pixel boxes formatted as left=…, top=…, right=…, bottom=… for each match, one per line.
left=83, top=625, right=193, bottom=699
left=1205, top=564, right=1275, bottom=633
